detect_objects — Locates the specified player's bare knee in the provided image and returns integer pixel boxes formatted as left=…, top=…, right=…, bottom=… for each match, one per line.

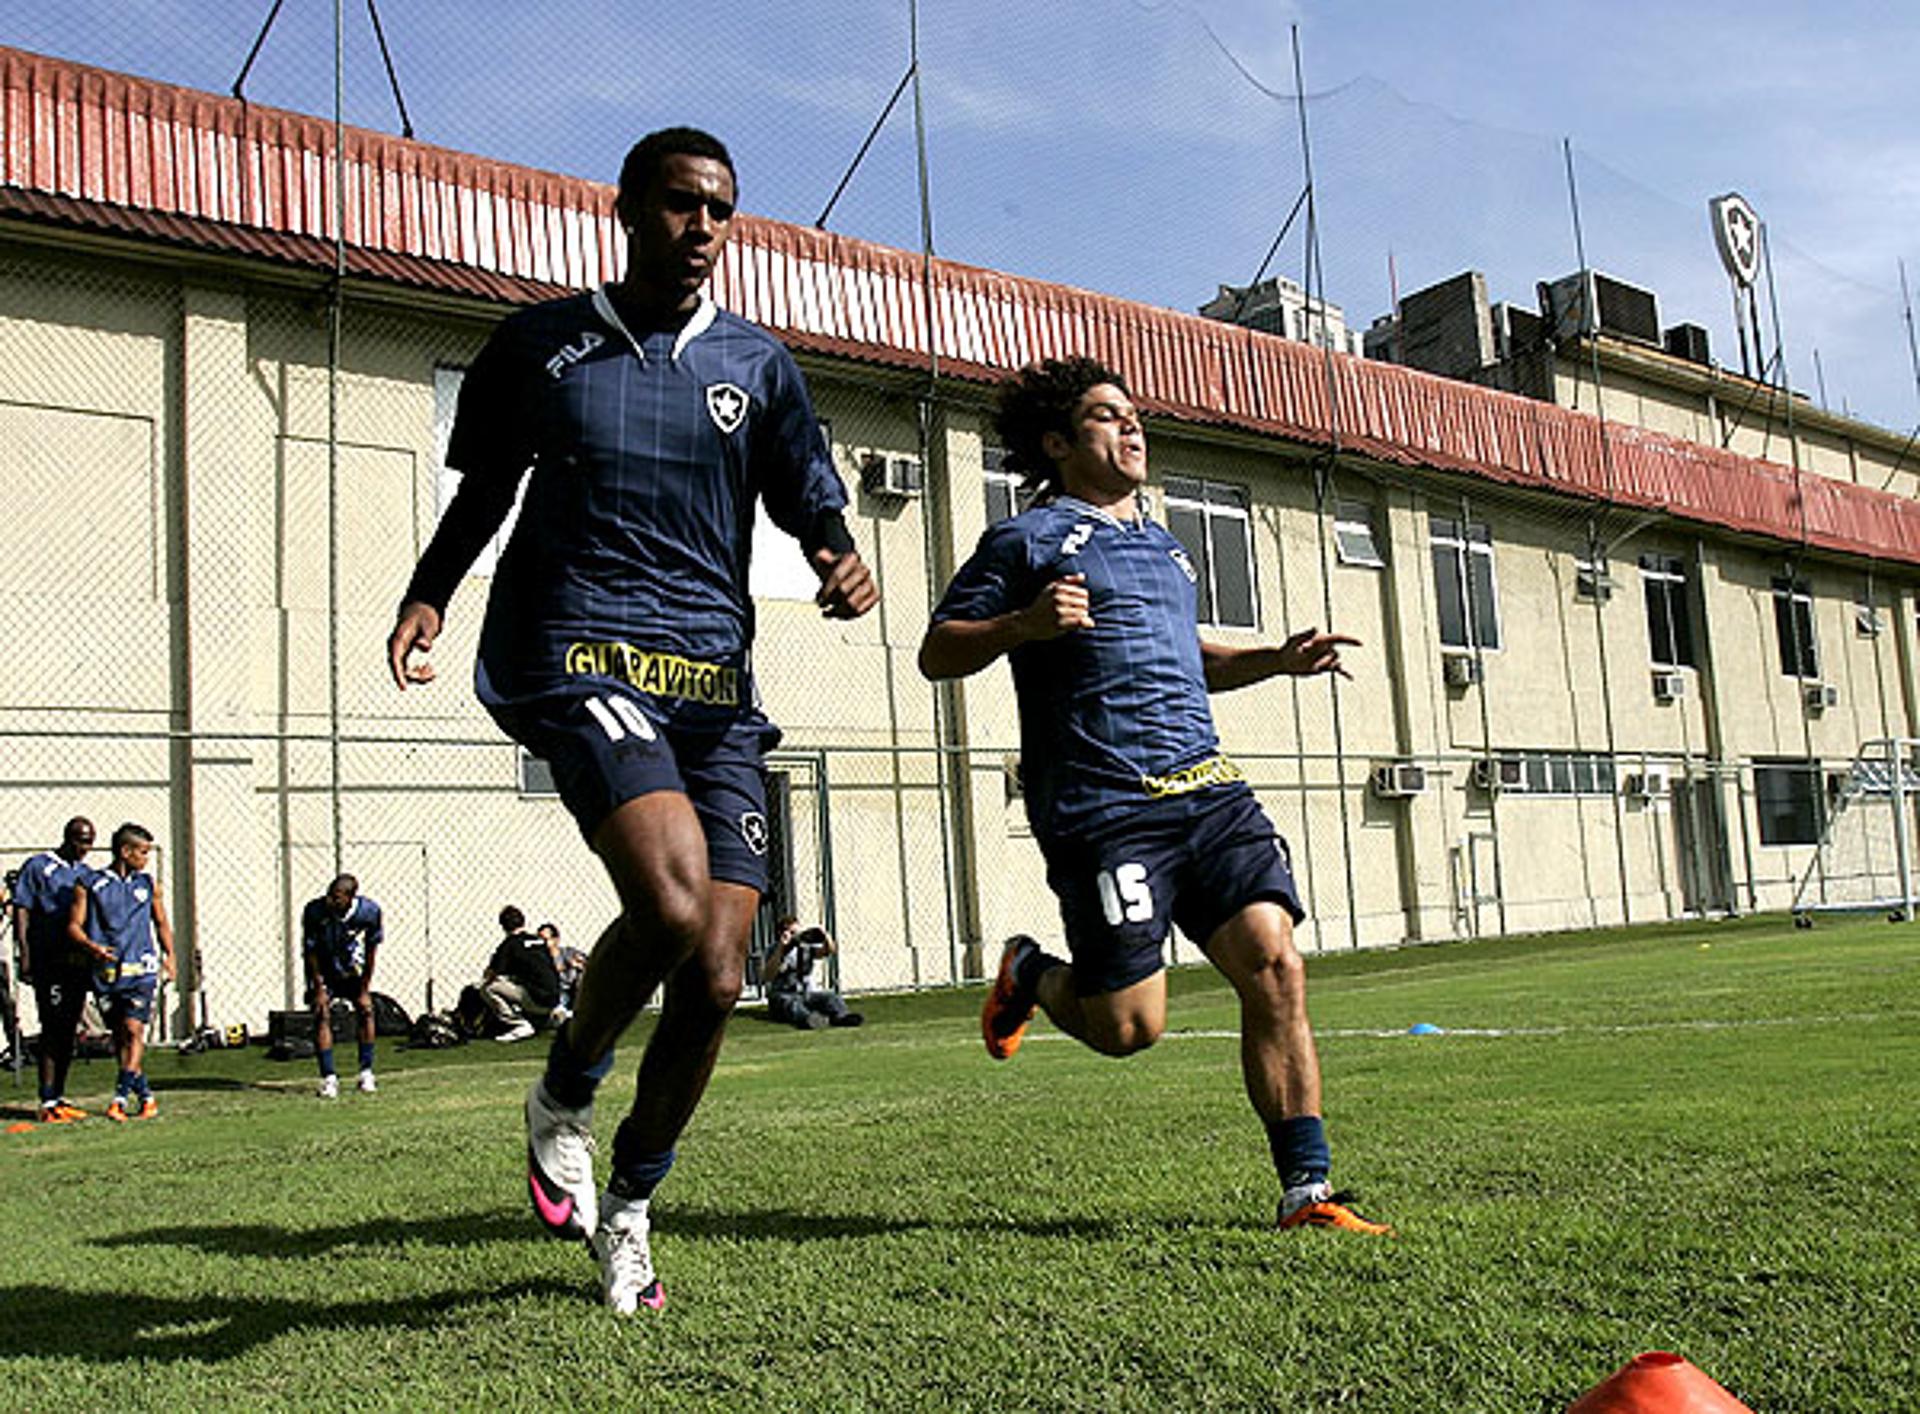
left=1088, top=1010, right=1161, bottom=1056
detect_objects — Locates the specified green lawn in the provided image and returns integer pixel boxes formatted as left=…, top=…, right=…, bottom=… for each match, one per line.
left=2, top=914, right=1915, bottom=1411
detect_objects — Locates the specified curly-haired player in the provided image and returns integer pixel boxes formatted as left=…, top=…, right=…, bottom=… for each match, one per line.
left=920, top=357, right=1390, bottom=1235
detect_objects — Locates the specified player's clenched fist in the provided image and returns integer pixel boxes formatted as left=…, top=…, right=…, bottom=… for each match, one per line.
left=1019, top=573, right=1093, bottom=640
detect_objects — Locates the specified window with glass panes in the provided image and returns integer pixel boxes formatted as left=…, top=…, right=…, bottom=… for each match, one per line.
left=1771, top=577, right=1818, bottom=678
left=1640, top=554, right=1697, bottom=668
left=1754, top=760, right=1823, bottom=845
left=1430, top=516, right=1500, bottom=650
left=1333, top=498, right=1386, bottom=568
left=983, top=446, right=1035, bottom=525
left=1162, top=476, right=1257, bottom=628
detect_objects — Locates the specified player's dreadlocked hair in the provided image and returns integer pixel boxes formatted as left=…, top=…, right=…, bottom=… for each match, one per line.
left=617, top=127, right=737, bottom=215
left=993, top=356, right=1129, bottom=496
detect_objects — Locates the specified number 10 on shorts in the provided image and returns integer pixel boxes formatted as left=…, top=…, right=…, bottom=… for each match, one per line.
left=1097, top=863, right=1153, bottom=926
left=583, top=694, right=657, bottom=742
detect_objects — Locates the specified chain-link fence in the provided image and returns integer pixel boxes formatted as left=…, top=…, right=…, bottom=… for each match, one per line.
left=6, top=11, right=1920, bottom=1052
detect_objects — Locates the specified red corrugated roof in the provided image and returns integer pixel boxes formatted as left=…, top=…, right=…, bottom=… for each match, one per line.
left=4, top=42, right=1917, bottom=566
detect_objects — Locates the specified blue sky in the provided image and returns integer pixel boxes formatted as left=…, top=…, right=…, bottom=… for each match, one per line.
left=12, top=1, right=1920, bottom=432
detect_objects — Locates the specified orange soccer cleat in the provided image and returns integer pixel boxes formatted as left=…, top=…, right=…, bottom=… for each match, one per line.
left=981, top=935, right=1041, bottom=1060
left=1278, top=1190, right=1396, bottom=1237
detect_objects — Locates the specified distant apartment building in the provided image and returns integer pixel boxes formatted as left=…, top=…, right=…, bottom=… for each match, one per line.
left=1199, top=274, right=1363, bottom=356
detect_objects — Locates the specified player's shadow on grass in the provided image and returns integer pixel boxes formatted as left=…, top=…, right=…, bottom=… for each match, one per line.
left=0, top=1279, right=581, bottom=1364
left=91, top=1211, right=537, bottom=1258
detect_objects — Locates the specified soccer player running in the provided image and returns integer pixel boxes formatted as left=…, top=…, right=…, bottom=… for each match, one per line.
left=12, top=817, right=96, bottom=1122
left=919, top=357, right=1391, bottom=1236
left=387, top=127, right=877, bottom=1313
left=67, top=822, right=173, bottom=1122
left=301, top=874, right=385, bottom=1097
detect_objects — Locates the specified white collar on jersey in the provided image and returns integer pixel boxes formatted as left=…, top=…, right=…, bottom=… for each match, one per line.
left=1053, top=493, right=1145, bottom=531
left=592, top=286, right=718, bottom=364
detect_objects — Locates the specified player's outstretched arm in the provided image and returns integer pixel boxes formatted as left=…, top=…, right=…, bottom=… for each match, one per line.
left=919, top=575, right=1092, bottom=680
left=1202, top=628, right=1359, bottom=692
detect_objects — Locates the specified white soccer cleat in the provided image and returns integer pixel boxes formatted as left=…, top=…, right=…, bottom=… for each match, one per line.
left=357, top=1069, right=378, bottom=1094
left=593, top=1192, right=664, bottom=1315
left=496, top=1020, right=536, bottom=1043
left=317, top=1074, right=339, bottom=1100
left=525, top=1079, right=597, bottom=1240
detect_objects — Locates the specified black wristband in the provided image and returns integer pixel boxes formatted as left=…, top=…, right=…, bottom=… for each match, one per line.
left=806, top=508, right=856, bottom=559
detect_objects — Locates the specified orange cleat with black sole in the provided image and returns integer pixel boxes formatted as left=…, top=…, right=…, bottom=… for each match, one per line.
left=1279, top=1191, right=1396, bottom=1237
left=981, top=935, right=1040, bottom=1061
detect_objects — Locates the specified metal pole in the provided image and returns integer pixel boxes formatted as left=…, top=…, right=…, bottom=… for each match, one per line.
left=1891, top=739, right=1914, bottom=921
left=1291, top=26, right=1360, bottom=949
left=327, top=0, right=346, bottom=879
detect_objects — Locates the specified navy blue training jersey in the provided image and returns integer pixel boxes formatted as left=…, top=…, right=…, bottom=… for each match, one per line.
left=301, top=895, right=384, bottom=980
left=13, top=851, right=90, bottom=973
left=84, top=868, right=161, bottom=991
left=932, top=495, right=1238, bottom=840
left=446, top=287, right=847, bottom=717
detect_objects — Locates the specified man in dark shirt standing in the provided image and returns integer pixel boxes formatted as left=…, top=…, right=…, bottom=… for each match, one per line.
left=388, top=127, right=877, bottom=1314
left=12, top=817, right=96, bottom=1122
left=483, top=906, right=562, bottom=1042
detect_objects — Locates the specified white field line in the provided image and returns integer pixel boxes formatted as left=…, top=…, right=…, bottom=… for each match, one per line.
left=1024, top=1010, right=1920, bottom=1043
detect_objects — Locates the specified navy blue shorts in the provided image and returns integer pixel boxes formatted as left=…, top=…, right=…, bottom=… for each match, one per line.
left=305, top=966, right=371, bottom=1005
left=33, top=964, right=91, bottom=1029
left=1040, top=787, right=1304, bottom=997
left=489, top=682, right=782, bottom=892
left=100, top=981, right=157, bottom=1027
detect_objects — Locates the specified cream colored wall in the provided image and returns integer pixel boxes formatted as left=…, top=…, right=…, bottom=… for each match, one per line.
left=12, top=235, right=1920, bottom=1032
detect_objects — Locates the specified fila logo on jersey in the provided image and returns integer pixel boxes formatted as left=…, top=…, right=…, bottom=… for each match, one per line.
left=739, top=811, right=769, bottom=855
left=1060, top=522, right=1094, bottom=557
left=1169, top=547, right=1198, bottom=583
left=706, top=382, right=749, bottom=434
left=545, top=330, right=605, bottom=379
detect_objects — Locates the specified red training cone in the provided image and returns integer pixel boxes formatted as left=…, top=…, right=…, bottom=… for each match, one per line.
left=1566, top=1352, right=1754, bottom=1413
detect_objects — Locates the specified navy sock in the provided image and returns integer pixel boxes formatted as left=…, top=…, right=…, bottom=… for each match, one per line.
left=1013, top=943, right=1065, bottom=998
left=115, top=1068, right=137, bottom=1099
left=1268, top=1115, right=1331, bottom=1191
left=358, top=1041, right=376, bottom=1072
left=542, top=1024, right=615, bottom=1111
left=317, top=1046, right=336, bottom=1079
left=136, top=1073, right=152, bottom=1100
left=39, top=1083, right=57, bottom=1105
left=608, top=1122, right=675, bottom=1200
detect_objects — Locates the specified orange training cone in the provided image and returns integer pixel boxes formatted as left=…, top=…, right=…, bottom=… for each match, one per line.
left=1566, top=1352, right=1755, bottom=1413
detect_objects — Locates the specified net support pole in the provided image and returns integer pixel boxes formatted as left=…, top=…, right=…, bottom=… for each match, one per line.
left=1892, top=740, right=1915, bottom=921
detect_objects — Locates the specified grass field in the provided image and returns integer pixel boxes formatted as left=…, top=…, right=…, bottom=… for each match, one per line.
left=1, top=913, right=1916, bottom=1411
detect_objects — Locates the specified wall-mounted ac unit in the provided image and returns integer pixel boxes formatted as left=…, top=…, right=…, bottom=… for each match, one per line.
left=860, top=452, right=924, bottom=498
left=1803, top=682, right=1839, bottom=713
left=1575, top=565, right=1613, bottom=601
left=1651, top=671, right=1686, bottom=702
left=1623, top=765, right=1672, bottom=799
left=1442, top=654, right=1482, bottom=688
left=1471, top=756, right=1526, bottom=794
left=1371, top=762, right=1428, bottom=799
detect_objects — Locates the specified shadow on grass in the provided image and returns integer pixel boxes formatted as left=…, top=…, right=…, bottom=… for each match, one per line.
left=0, top=1277, right=582, bottom=1364
left=89, top=1205, right=1143, bottom=1261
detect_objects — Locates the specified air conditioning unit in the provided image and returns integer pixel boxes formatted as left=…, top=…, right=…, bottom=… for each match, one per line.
left=1623, top=765, right=1672, bottom=799
left=1651, top=671, right=1686, bottom=702
left=860, top=452, right=924, bottom=498
left=1541, top=270, right=1662, bottom=345
left=1471, top=756, right=1527, bottom=794
left=1371, top=762, right=1428, bottom=799
left=1575, top=564, right=1613, bottom=601
left=1803, top=682, right=1839, bottom=713
left=1442, top=654, right=1482, bottom=688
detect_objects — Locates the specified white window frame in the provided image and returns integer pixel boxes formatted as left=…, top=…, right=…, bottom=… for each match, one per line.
left=1333, top=498, right=1385, bottom=568
left=1770, top=576, right=1819, bottom=679
left=1430, top=515, right=1501, bottom=652
left=1640, top=554, right=1697, bottom=669
left=1162, top=475, right=1259, bottom=630
left=983, top=445, right=1035, bottom=525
